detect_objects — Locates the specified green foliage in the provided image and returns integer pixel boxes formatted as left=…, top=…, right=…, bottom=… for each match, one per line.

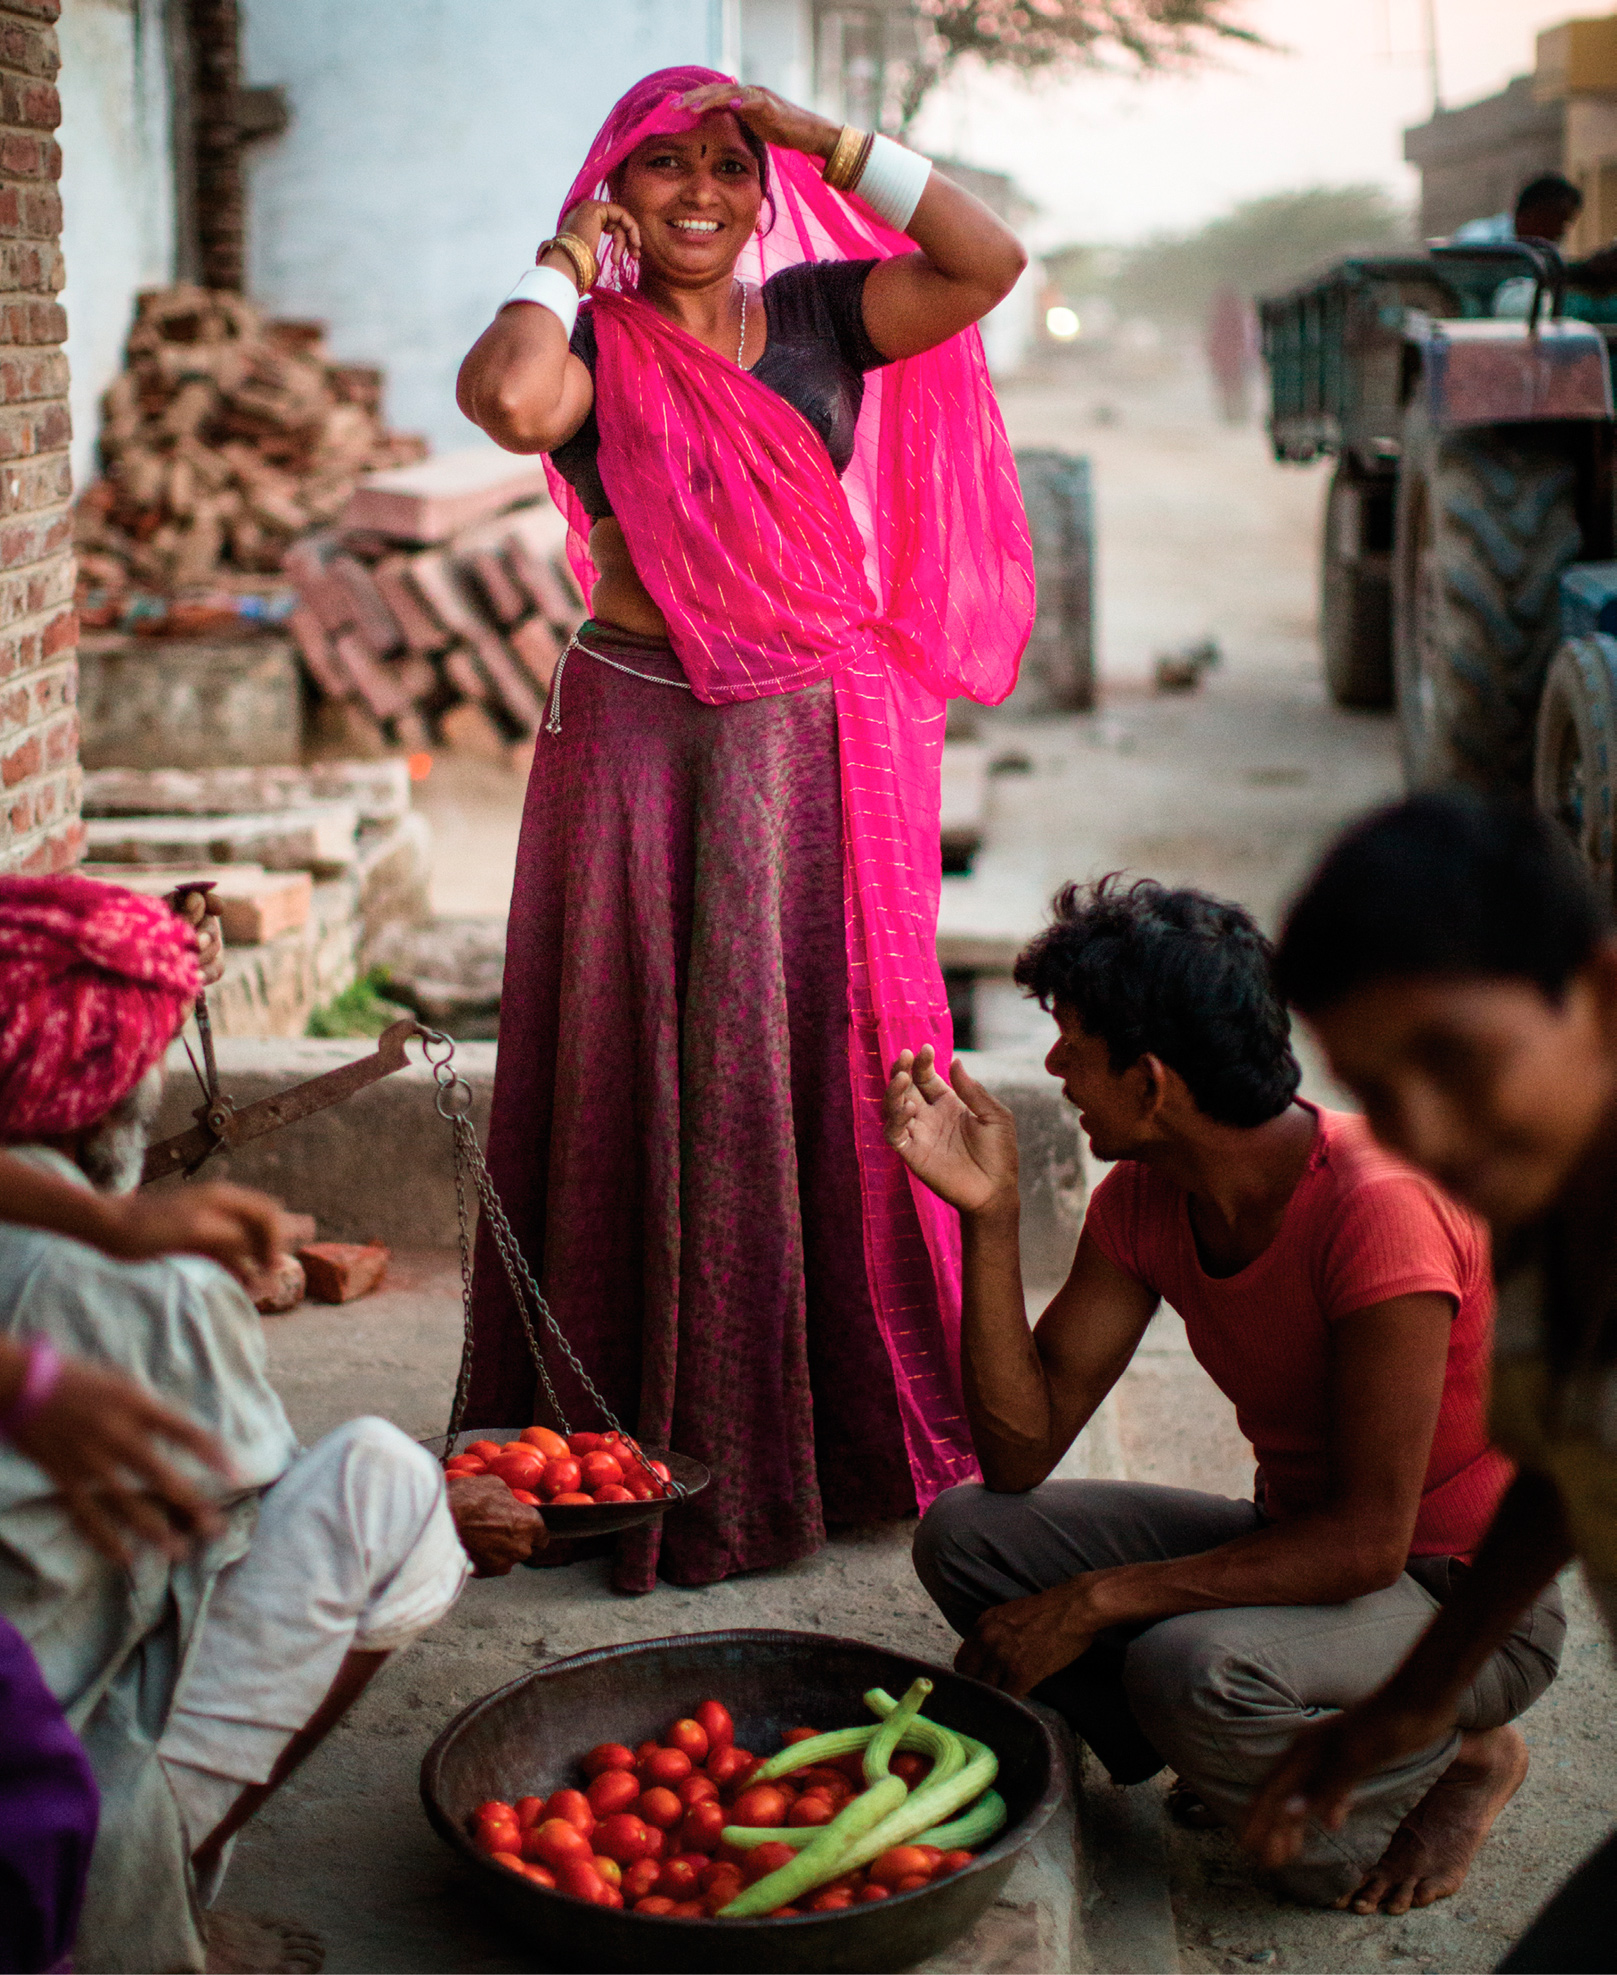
left=305, top=969, right=410, bottom=1040
left=1091, top=184, right=1413, bottom=323
left=901, top=0, right=1263, bottom=125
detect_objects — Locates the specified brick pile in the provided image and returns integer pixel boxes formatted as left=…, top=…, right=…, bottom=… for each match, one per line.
left=0, top=0, right=79, bottom=876
left=285, top=449, right=585, bottom=759
left=73, top=284, right=427, bottom=603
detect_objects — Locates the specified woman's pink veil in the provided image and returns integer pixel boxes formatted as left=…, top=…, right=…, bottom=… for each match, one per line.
left=540, top=69, right=1036, bottom=1511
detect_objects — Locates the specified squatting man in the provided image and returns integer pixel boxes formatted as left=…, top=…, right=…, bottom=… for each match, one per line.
left=884, top=876, right=1562, bottom=1914
left=0, top=877, right=545, bottom=1974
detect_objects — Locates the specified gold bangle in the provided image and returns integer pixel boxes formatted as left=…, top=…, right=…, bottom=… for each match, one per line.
left=538, top=232, right=596, bottom=294
left=847, top=130, right=876, bottom=192
left=824, top=124, right=868, bottom=193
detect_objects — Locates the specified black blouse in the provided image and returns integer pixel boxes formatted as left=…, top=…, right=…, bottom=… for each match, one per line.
left=549, top=259, right=890, bottom=520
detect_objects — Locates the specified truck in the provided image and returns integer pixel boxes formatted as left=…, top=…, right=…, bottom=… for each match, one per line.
left=1260, top=242, right=1617, bottom=891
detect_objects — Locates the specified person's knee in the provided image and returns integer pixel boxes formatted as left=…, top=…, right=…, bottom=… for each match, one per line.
left=913, top=1484, right=1002, bottom=1602
left=1123, top=1615, right=1259, bottom=1753
left=319, top=1415, right=443, bottom=1514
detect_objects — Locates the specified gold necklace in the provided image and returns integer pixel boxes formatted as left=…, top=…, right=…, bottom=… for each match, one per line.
left=736, top=280, right=748, bottom=367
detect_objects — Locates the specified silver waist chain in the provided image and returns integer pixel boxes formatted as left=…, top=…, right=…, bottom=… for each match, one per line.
left=545, top=632, right=694, bottom=735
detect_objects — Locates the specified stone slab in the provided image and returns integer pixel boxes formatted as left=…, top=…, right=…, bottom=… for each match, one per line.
left=79, top=863, right=313, bottom=945
left=341, top=450, right=554, bottom=543
left=77, top=633, right=303, bottom=771
left=81, top=759, right=412, bottom=825
left=83, top=802, right=360, bottom=876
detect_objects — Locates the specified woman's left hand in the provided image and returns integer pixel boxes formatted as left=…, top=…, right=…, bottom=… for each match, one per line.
left=680, top=81, right=838, bottom=160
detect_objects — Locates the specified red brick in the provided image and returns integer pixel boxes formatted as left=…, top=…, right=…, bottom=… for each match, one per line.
left=297, top=1242, right=391, bottom=1303
left=2, top=726, right=39, bottom=783
left=0, top=5, right=61, bottom=27
left=0, top=552, right=75, bottom=630
left=40, top=703, right=71, bottom=764
left=0, top=239, right=63, bottom=292
left=39, top=600, right=70, bottom=651
left=0, top=297, right=63, bottom=343
left=0, top=397, right=67, bottom=458
left=0, top=452, right=71, bottom=516
left=0, top=76, right=59, bottom=132
left=0, top=20, right=61, bottom=78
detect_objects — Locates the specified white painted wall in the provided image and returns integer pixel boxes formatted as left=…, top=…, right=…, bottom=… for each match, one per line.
left=240, top=0, right=726, bottom=455
left=741, top=0, right=813, bottom=101
left=57, top=0, right=175, bottom=491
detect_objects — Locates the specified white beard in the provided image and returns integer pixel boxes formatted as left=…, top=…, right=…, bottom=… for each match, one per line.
left=80, top=1064, right=164, bottom=1195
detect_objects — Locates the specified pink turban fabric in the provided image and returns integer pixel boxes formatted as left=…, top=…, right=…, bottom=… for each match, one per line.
left=0, top=876, right=200, bottom=1141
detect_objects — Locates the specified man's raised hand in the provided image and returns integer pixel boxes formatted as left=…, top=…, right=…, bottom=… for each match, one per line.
left=883, top=1045, right=1019, bottom=1214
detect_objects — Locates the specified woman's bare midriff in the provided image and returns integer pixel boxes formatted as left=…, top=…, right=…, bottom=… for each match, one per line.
left=586, top=518, right=671, bottom=640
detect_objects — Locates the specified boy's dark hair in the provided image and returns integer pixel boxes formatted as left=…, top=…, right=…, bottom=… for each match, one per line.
left=1014, top=876, right=1301, bottom=1127
left=1274, top=791, right=1607, bottom=1016
left=1515, top=172, right=1582, bottom=217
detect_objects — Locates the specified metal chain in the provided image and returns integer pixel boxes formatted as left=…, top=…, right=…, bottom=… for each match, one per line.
left=420, top=1028, right=683, bottom=1499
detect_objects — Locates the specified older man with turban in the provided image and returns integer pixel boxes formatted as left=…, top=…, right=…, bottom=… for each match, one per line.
left=0, top=876, right=543, bottom=1973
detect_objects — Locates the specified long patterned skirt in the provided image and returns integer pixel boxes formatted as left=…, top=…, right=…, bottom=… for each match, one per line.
left=466, top=625, right=920, bottom=1592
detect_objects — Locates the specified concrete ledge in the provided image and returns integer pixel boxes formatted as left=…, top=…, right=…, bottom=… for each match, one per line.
left=152, top=1038, right=1085, bottom=1277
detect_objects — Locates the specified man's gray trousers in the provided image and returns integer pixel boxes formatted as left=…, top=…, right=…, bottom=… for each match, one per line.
left=914, top=1480, right=1565, bottom=1906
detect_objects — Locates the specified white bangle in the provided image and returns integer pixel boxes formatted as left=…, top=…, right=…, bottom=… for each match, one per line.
left=853, top=134, right=931, bottom=233
left=500, top=265, right=580, bottom=339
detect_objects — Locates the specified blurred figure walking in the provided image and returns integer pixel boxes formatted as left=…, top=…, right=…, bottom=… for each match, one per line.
left=1205, top=283, right=1255, bottom=425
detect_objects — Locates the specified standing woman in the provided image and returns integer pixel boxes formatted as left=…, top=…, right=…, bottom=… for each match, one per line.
left=457, top=68, right=1034, bottom=1592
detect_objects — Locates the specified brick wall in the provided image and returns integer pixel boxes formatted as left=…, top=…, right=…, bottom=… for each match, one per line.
left=0, top=0, right=77, bottom=875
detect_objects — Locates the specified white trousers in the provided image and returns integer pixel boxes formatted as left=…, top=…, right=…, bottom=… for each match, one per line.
left=156, top=1416, right=469, bottom=1876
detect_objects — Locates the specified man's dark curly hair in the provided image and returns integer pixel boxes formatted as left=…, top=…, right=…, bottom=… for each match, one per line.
left=1013, top=875, right=1302, bottom=1128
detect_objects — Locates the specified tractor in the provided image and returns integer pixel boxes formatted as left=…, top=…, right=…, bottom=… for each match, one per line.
left=1261, top=242, right=1617, bottom=892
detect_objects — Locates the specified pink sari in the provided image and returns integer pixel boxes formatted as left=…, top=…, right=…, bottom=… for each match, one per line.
left=544, top=70, right=1034, bottom=1511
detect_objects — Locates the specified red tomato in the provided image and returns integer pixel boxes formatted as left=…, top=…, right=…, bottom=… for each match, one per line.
left=579, top=1451, right=625, bottom=1491
left=586, top=1769, right=641, bottom=1817
left=518, top=1425, right=569, bottom=1458
left=911, top=1846, right=944, bottom=1873
left=475, top=1798, right=515, bottom=1822
left=514, top=1795, right=545, bottom=1830
left=704, top=1745, right=755, bottom=1789
left=634, top=1895, right=676, bottom=1916
left=787, top=1794, right=835, bottom=1828
left=891, top=1751, right=933, bottom=1788
left=555, top=1859, right=609, bottom=1904
left=678, top=1802, right=726, bottom=1853
left=489, top=1448, right=545, bottom=1489
left=465, top=1440, right=503, bottom=1461
left=729, top=1784, right=789, bottom=1829
left=582, top=1742, right=636, bottom=1779
left=858, top=1883, right=890, bottom=1902
left=937, top=1848, right=974, bottom=1875
left=593, top=1813, right=657, bottom=1865
left=545, top=1789, right=595, bottom=1837
left=742, top=1840, right=798, bottom=1884
left=549, top=1492, right=593, bottom=1506
left=591, top=1855, right=622, bottom=1890
left=665, top=1718, right=709, bottom=1764
left=636, top=1786, right=683, bottom=1830
left=635, top=1740, right=662, bottom=1765
left=567, top=1432, right=607, bottom=1457
left=810, top=1887, right=854, bottom=1911
left=667, top=1900, right=705, bottom=1918
left=600, top=1887, right=626, bottom=1910
left=443, top=1456, right=486, bottom=1476
left=623, top=1474, right=655, bottom=1501
left=782, top=1727, right=820, bottom=1746
left=868, top=1845, right=938, bottom=1889
left=656, top=1857, right=701, bottom=1900
left=527, top=1818, right=592, bottom=1868
left=895, top=1873, right=930, bottom=1893
left=831, top=1751, right=867, bottom=1784
left=622, top=1857, right=662, bottom=1902
left=475, top=1823, right=520, bottom=1857
left=641, top=1825, right=668, bottom=1860
left=768, top=1905, right=802, bottom=1918
left=522, top=1863, right=557, bottom=1888
left=592, top=1484, right=636, bottom=1503
left=508, top=1487, right=542, bottom=1507
left=641, top=1746, right=693, bottom=1788
left=537, top=1456, right=582, bottom=1499
left=792, top=1766, right=850, bottom=1797
left=693, top=1699, right=734, bottom=1751
left=700, top=1860, right=744, bottom=1897
left=489, top=1849, right=525, bottom=1873
left=648, top=1459, right=672, bottom=1483
left=676, top=1773, right=719, bottom=1807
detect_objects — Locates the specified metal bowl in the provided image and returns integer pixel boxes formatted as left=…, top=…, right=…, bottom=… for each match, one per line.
left=420, top=1628, right=1062, bottom=1974
left=422, top=1429, right=710, bottom=1538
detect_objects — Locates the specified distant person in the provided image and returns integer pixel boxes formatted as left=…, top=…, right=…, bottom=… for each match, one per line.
left=1204, top=283, right=1255, bottom=424
left=456, top=69, right=1034, bottom=1592
left=1248, top=793, right=1617, bottom=1970
left=888, top=876, right=1560, bottom=1914
left=1454, top=172, right=1582, bottom=248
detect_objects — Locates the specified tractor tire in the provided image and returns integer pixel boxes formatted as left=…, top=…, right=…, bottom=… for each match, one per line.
left=1534, top=634, right=1617, bottom=902
left=1392, top=385, right=1581, bottom=789
left=1321, top=459, right=1395, bottom=708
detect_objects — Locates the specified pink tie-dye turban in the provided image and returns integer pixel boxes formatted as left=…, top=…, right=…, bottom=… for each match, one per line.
left=0, top=875, right=200, bottom=1140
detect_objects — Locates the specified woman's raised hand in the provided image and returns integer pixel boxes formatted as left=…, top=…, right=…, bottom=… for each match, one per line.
left=883, top=1045, right=1019, bottom=1214
left=558, top=197, right=641, bottom=269
left=679, top=81, right=837, bottom=160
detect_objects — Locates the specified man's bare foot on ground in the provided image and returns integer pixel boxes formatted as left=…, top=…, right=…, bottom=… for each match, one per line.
left=204, top=1911, right=325, bottom=1973
left=1339, top=1724, right=1529, bottom=1917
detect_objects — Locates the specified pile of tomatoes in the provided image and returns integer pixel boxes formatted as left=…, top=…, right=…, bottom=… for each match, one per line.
left=468, top=1700, right=976, bottom=1919
left=444, top=1425, right=673, bottom=1507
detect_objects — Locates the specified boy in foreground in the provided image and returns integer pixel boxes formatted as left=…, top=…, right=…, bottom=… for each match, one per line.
left=884, top=875, right=1560, bottom=1912
left=1246, top=791, right=1617, bottom=1970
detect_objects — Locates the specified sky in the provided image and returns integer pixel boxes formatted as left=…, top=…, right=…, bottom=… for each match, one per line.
left=909, top=0, right=1578, bottom=248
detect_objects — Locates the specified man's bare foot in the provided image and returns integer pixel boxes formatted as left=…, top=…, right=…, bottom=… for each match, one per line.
left=204, top=1911, right=325, bottom=1973
left=1338, top=1724, right=1529, bottom=1917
